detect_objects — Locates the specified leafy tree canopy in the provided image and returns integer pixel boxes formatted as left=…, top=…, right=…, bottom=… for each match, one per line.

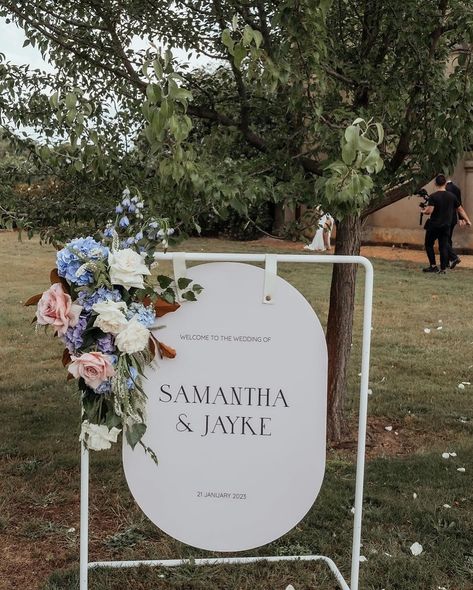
left=2, top=0, right=471, bottom=239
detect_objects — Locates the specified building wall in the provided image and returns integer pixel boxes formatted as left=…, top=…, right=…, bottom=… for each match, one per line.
left=363, top=157, right=473, bottom=252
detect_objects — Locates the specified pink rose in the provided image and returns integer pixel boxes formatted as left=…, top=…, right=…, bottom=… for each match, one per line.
left=68, top=352, right=115, bottom=390
left=36, top=283, right=82, bottom=336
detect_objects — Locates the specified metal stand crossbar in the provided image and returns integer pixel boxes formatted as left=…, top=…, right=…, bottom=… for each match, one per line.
left=80, top=253, right=374, bottom=590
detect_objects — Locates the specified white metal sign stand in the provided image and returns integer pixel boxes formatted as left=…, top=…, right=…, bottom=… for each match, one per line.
left=79, top=253, right=373, bottom=590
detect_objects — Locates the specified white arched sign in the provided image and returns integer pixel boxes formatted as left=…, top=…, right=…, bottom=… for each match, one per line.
left=123, top=262, right=327, bottom=552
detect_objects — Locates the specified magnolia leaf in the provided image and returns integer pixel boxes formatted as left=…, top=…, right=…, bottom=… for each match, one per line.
left=154, top=297, right=180, bottom=317
left=24, top=293, right=42, bottom=306
left=158, top=340, right=177, bottom=359
left=50, top=269, right=70, bottom=293
left=342, top=142, right=356, bottom=165
left=62, top=348, right=72, bottom=367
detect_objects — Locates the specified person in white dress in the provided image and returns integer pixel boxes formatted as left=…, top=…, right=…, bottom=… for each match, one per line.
left=303, top=212, right=334, bottom=251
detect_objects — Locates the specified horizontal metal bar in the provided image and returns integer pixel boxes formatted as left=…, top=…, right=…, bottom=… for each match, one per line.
left=154, top=252, right=373, bottom=272
left=88, top=555, right=350, bottom=590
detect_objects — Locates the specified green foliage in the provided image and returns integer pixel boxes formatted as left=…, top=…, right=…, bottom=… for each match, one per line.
left=1, top=1, right=473, bottom=233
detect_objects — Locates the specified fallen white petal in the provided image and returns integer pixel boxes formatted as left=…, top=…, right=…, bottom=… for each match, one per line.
left=359, top=555, right=367, bottom=562
left=385, top=425, right=393, bottom=432
left=67, top=527, right=76, bottom=533
left=413, top=492, right=418, bottom=499
left=437, top=326, right=443, bottom=331
left=443, top=504, right=451, bottom=509
left=458, top=383, right=465, bottom=390
left=285, top=586, right=296, bottom=590
left=410, top=542, right=423, bottom=556
left=350, top=507, right=356, bottom=514
left=384, top=552, right=392, bottom=557
left=457, top=467, right=466, bottom=473
left=442, top=452, right=450, bottom=459
left=424, top=328, right=431, bottom=334
left=462, top=382, right=471, bottom=385
left=367, top=388, right=373, bottom=395
left=438, top=319, right=443, bottom=324
left=449, top=452, right=457, bottom=457
left=395, top=431, right=399, bottom=436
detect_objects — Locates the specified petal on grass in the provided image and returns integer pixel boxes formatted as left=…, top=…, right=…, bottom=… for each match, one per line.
left=410, top=542, right=423, bottom=556
left=424, top=328, right=431, bottom=334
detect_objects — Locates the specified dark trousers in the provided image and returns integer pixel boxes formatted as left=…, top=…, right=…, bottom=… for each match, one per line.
left=425, top=225, right=450, bottom=270
left=447, top=221, right=458, bottom=262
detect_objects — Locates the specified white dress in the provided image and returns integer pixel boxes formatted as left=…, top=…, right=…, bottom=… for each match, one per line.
left=304, top=213, right=333, bottom=251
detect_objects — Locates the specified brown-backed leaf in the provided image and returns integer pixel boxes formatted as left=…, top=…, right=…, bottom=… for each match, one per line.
left=50, top=268, right=70, bottom=293
left=154, top=298, right=180, bottom=318
left=148, top=335, right=157, bottom=360
left=157, top=340, right=176, bottom=359
left=24, top=293, right=42, bottom=306
left=62, top=348, right=72, bottom=367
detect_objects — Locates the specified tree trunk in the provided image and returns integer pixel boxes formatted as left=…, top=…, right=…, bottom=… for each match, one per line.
left=326, top=214, right=363, bottom=443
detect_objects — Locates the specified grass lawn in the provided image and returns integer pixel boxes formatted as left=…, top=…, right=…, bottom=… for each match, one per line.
left=1, top=231, right=472, bottom=590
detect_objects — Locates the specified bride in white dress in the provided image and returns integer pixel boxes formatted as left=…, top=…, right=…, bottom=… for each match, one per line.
left=304, top=212, right=333, bottom=251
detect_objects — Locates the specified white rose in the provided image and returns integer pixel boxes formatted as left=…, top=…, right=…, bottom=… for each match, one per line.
left=92, top=300, right=128, bottom=334
left=108, top=248, right=151, bottom=290
left=79, top=421, right=121, bottom=451
left=115, top=318, right=150, bottom=353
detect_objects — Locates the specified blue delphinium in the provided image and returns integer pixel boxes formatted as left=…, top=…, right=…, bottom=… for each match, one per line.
left=57, top=237, right=109, bottom=286
left=127, top=366, right=139, bottom=390
left=126, top=302, right=156, bottom=328
left=63, top=314, right=88, bottom=353
left=77, top=287, right=122, bottom=313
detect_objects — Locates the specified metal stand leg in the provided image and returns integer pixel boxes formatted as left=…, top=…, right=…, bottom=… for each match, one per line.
left=80, top=443, right=89, bottom=590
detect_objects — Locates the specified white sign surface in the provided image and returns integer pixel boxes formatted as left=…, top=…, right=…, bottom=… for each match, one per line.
left=123, top=262, right=327, bottom=552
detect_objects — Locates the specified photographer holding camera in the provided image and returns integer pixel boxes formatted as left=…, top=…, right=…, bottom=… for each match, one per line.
left=422, top=174, right=471, bottom=274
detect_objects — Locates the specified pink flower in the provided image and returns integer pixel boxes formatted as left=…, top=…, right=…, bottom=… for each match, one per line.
left=36, top=283, right=82, bottom=336
left=68, top=352, right=115, bottom=390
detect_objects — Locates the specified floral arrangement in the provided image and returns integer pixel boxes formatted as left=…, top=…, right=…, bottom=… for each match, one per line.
left=26, top=189, right=201, bottom=458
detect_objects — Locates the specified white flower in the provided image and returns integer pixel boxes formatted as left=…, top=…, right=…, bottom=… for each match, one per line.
left=115, top=318, right=150, bottom=353
left=410, top=542, right=423, bottom=556
left=92, top=300, right=128, bottom=334
left=108, top=248, right=150, bottom=290
left=79, top=421, right=121, bottom=451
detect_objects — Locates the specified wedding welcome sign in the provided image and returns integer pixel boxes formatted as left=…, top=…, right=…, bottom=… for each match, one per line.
left=123, top=262, right=328, bottom=552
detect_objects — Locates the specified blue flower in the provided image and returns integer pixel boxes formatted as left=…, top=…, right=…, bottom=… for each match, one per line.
left=127, top=366, right=139, bottom=390
left=63, top=314, right=88, bottom=353
left=135, top=231, right=143, bottom=241
left=119, top=216, right=130, bottom=228
left=56, top=237, right=109, bottom=286
left=77, top=287, right=122, bottom=312
left=126, top=303, right=156, bottom=328
left=95, top=380, right=112, bottom=395
left=115, top=205, right=123, bottom=214
left=97, top=333, right=116, bottom=354
left=122, top=198, right=131, bottom=207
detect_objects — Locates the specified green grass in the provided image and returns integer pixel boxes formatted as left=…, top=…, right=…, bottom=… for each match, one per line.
left=1, top=232, right=473, bottom=590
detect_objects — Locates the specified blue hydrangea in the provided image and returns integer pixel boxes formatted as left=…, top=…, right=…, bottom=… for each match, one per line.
left=126, top=303, right=156, bottom=328
left=95, top=380, right=112, bottom=395
left=97, top=333, right=116, bottom=354
left=56, top=237, right=109, bottom=286
left=63, top=314, right=88, bottom=353
left=77, top=287, right=122, bottom=313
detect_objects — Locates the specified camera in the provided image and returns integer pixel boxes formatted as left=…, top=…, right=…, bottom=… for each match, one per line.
left=416, top=188, right=429, bottom=225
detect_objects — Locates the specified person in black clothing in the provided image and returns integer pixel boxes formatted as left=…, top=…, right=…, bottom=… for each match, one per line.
left=422, top=174, right=471, bottom=274
left=445, top=180, right=463, bottom=268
